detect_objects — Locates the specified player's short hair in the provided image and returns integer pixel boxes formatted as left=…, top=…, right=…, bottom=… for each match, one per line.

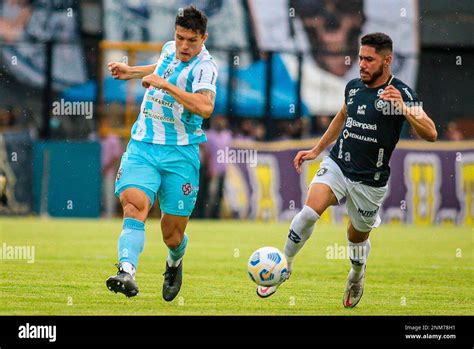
left=175, top=6, right=208, bottom=35
left=361, top=33, right=393, bottom=54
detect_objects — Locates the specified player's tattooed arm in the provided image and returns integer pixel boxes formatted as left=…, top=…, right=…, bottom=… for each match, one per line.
left=190, top=89, right=216, bottom=118
left=197, top=89, right=216, bottom=109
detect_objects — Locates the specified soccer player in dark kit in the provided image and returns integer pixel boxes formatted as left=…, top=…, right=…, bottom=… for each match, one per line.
left=256, top=33, right=437, bottom=308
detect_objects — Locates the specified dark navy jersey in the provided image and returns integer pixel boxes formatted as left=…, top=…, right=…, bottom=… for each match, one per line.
left=329, top=76, right=419, bottom=187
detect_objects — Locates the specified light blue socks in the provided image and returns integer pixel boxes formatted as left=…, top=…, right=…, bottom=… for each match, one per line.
left=167, top=233, right=188, bottom=267
left=118, top=218, right=145, bottom=271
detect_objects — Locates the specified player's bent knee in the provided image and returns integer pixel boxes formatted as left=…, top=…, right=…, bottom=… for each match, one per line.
left=119, top=189, right=150, bottom=221
left=347, top=222, right=370, bottom=242
left=122, top=202, right=147, bottom=221
left=161, top=217, right=187, bottom=249
left=121, top=195, right=149, bottom=221
left=160, top=213, right=188, bottom=248
left=162, top=225, right=184, bottom=249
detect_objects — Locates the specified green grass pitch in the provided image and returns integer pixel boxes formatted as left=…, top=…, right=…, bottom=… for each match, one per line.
left=0, top=218, right=472, bottom=315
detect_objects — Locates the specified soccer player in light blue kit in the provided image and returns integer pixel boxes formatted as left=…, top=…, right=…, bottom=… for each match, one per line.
left=105, top=7, right=217, bottom=301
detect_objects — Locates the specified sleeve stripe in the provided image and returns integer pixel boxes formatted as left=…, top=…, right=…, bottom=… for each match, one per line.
left=198, top=69, right=203, bottom=83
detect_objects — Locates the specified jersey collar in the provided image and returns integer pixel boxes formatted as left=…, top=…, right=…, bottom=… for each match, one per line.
left=363, top=74, right=394, bottom=90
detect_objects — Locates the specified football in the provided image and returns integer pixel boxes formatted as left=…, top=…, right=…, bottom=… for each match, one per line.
left=247, top=247, right=288, bottom=287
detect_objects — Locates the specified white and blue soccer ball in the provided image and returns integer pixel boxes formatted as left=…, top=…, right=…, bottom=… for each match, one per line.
left=247, top=247, right=288, bottom=287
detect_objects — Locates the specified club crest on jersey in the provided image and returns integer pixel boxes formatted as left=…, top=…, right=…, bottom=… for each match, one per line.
left=163, top=66, right=175, bottom=79
left=182, top=183, right=192, bottom=196
left=357, top=105, right=366, bottom=115
left=375, top=98, right=388, bottom=111
left=317, top=168, right=328, bottom=176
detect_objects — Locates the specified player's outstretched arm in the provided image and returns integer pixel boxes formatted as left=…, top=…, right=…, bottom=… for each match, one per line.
left=141, top=74, right=215, bottom=118
left=108, top=62, right=157, bottom=80
left=380, top=85, right=437, bottom=142
left=294, top=103, right=347, bottom=174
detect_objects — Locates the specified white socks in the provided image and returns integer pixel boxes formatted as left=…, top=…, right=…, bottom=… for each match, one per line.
left=348, top=239, right=371, bottom=282
left=120, top=261, right=136, bottom=278
left=283, top=205, right=371, bottom=283
left=284, top=205, right=320, bottom=271
left=167, top=256, right=182, bottom=267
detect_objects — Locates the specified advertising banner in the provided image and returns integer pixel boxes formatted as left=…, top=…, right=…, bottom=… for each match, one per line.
left=222, top=139, right=473, bottom=226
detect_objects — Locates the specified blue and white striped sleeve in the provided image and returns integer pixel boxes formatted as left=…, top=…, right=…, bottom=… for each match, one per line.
left=192, top=60, right=218, bottom=94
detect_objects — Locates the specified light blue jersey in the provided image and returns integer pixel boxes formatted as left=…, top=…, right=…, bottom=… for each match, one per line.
left=131, top=41, right=218, bottom=145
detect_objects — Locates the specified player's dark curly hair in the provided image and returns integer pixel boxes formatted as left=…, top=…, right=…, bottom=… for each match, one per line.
left=175, top=6, right=208, bottom=35
left=361, top=33, right=393, bottom=53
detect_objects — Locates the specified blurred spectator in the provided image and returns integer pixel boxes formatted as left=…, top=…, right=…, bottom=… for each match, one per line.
left=253, top=121, right=266, bottom=141
left=313, top=114, right=332, bottom=135
left=0, top=0, right=32, bottom=43
left=0, top=108, right=16, bottom=130
left=0, top=169, right=7, bottom=206
left=235, top=118, right=255, bottom=140
left=444, top=121, right=465, bottom=141
left=99, top=118, right=122, bottom=218
left=275, top=120, right=292, bottom=140
left=290, top=118, right=303, bottom=139
left=275, top=119, right=303, bottom=140
left=300, top=117, right=312, bottom=138
left=206, top=115, right=232, bottom=218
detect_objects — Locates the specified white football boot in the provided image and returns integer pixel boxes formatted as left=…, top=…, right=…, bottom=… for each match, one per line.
left=256, top=271, right=291, bottom=298
left=342, top=265, right=366, bottom=308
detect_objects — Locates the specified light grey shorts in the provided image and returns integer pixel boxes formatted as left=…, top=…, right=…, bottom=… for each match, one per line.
left=311, top=156, right=388, bottom=232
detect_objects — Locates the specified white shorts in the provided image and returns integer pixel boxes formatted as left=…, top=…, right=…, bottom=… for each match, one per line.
left=311, top=156, right=388, bottom=232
